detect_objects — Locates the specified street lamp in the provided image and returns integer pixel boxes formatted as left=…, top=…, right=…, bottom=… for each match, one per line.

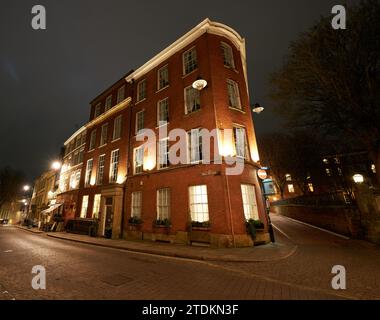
left=51, top=161, right=62, bottom=170
left=353, top=174, right=364, bottom=184
left=252, top=103, right=264, bottom=114
left=23, top=185, right=31, bottom=191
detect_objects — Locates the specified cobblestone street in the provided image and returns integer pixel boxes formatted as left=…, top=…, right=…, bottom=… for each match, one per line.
left=1, top=214, right=379, bottom=300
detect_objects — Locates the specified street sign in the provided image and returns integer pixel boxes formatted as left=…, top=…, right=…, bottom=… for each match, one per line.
left=257, top=169, right=267, bottom=180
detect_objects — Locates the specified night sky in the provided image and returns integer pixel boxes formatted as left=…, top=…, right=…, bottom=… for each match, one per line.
left=0, top=0, right=357, bottom=182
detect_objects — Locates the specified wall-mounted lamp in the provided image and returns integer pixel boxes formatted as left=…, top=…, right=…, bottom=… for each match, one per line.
left=252, top=103, right=264, bottom=114
left=192, top=77, right=208, bottom=91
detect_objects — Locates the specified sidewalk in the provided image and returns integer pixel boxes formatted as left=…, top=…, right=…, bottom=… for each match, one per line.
left=46, top=231, right=297, bottom=263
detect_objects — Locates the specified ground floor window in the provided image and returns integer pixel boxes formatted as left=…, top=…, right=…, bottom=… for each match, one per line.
left=241, top=184, right=259, bottom=220
left=80, top=195, right=89, bottom=218
left=131, top=191, right=142, bottom=218
left=188, top=185, right=209, bottom=222
left=157, top=188, right=170, bottom=220
left=92, top=194, right=101, bottom=219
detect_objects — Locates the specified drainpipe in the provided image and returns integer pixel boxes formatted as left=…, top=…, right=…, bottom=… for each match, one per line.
left=224, top=172, right=236, bottom=248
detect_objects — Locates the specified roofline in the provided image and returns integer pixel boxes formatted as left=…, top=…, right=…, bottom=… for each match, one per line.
left=125, top=18, right=248, bottom=91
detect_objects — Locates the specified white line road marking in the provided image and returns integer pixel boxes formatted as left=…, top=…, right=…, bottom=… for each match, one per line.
left=3, top=250, right=13, bottom=253
left=272, top=224, right=292, bottom=240
left=281, top=216, right=350, bottom=240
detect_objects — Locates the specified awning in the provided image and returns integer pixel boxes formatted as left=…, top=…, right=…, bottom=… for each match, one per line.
left=40, top=204, right=62, bottom=215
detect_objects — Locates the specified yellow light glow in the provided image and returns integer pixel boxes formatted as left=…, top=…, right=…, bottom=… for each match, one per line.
left=117, top=175, right=125, bottom=184
left=143, top=156, right=156, bottom=171
left=90, top=177, right=96, bottom=186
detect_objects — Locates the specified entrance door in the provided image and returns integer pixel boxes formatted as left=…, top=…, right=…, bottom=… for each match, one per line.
left=104, top=197, right=114, bottom=238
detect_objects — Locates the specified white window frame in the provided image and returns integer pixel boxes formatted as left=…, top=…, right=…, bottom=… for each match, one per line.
left=241, top=184, right=259, bottom=221
left=184, top=85, right=200, bottom=114
left=80, top=195, right=89, bottom=218
left=189, top=185, right=209, bottom=223
left=233, top=126, right=249, bottom=159
left=109, top=149, right=120, bottom=183
left=187, top=129, right=203, bottom=164
left=131, top=191, right=142, bottom=218
left=105, top=95, right=112, bottom=111
left=158, top=138, right=169, bottom=169
left=227, top=79, right=242, bottom=110
left=134, top=146, right=144, bottom=175
left=92, top=194, right=101, bottom=219
left=137, top=79, right=146, bottom=102
left=117, top=85, right=125, bottom=103
left=113, top=115, right=122, bottom=141
left=85, top=159, right=93, bottom=186
left=157, top=188, right=170, bottom=220
left=136, top=110, right=144, bottom=134
left=157, top=65, right=169, bottom=90
left=96, top=154, right=106, bottom=185
left=100, top=123, right=108, bottom=146
left=183, top=47, right=198, bottom=75
left=288, top=184, right=295, bottom=193
left=157, top=98, right=169, bottom=126
left=221, top=42, right=235, bottom=69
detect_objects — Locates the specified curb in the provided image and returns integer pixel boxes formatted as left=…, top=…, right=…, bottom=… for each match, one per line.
left=13, top=225, right=44, bottom=234
left=46, top=233, right=297, bottom=263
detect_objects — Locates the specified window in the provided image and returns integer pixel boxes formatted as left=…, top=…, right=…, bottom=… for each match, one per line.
left=113, top=115, right=122, bottom=140
left=75, top=136, right=81, bottom=148
left=227, top=79, right=242, bottom=110
left=157, top=98, right=169, bottom=126
left=184, top=86, right=200, bottom=114
left=183, top=47, right=198, bottom=75
left=78, top=148, right=84, bottom=164
left=69, top=173, right=76, bottom=190
left=158, top=65, right=169, bottom=90
left=288, top=184, right=295, bottom=193
left=117, top=85, right=125, bottom=103
left=131, top=191, right=142, bottom=218
left=308, top=183, right=314, bottom=193
left=285, top=174, right=292, bottom=181
left=73, top=151, right=79, bottom=165
left=136, top=110, right=144, bottom=134
left=80, top=195, right=89, bottom=218
left=188, top=129, right=203, bottom=163
left=89, top=130, right=97, bottom=150
left=81, top=132, right=86, bottom=146
left=92, top=194, right=101, bottom=219
left=110, top=149, right=120, bottom=183
left=134, top=146, right=144, bottom=174
left=241, top=184, right=259, bottom=220
left=137, top=79, right=146, bottom=102
left=157, top=188, right=170, bottom=220
left=233, top=127, right=248, bottom=159
left=189, top=185, right=209, bottom=222
left=221, top=42, right=235, bottom=68
left=97, top=154, right=105, bottom=185
left=85, top=159, right=93, bottom=186
left=371, top=164, right=376, bottom=174
left=94, top=103, right=102, bottom=118
left=100, top=124, right=108, bottom=146
left=326, top=168, right=332, bottom=176
left=158, top=138, right=169, bottom=169
left=105, top=95, right=112, bottom=111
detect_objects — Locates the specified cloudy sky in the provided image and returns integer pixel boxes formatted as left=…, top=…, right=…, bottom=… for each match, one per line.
left=0, top=0, right=357, bottom=181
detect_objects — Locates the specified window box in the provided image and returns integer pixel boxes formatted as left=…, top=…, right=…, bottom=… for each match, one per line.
left=154, top=218, right=171, bottom=228
left=246, top=219, right=265, bottom=240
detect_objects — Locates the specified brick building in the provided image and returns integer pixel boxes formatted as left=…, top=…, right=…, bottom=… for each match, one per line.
left=71, top=19, right=268, bottom=247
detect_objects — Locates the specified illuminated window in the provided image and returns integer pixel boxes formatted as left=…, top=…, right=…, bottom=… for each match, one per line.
left=136, top=110, right=144, bottom=134
left=184, top=86, right=200, bottom=114
left=89, top=130, right=97, bottom=151
left=80, top=195, right=89, bottom=218
left=158, top=138, right=169, bottom=169
left=92, top=194, right=101, bottom=219
left=286, top=174, right=292, bottom=181
left=188, top=129, right=203, bottom=163
left=288, top=184, right=295, bottom=193
left=308, top=183, right=314, bottom=192
left=371, top=164, right=376, bottom=174
left=109, top=149, right=119, bottom=183
left=105, top=95, right=112, bottom=111
left=113, top=115, right=122, bottom=140
left=85, top=159, right=93, bottom=186
left=100, top=123, right=108, bottom=146
left=134, top=146, right=144, bottom=174
left=233, top=126, right=248, bottom=159
left=137, top=79, right=146, bottom=102
left=117, top=85, right=125, bottom=103
left=157, top=98, right=169, bottom=126
left=157, top=188, right=170, bottom=220
left=227, top=79, right=241, bottom=110
left=221, top=42, right=235, bottom=68
left=337, top=168, right=343, bottom=176
left=241, top=184, right=259, bottom=220
left=326, top=168, right=332, bottom=176
left=183, top=47, right=197, bottom=75
left=96, top=154, right=105, bottom=185
left=323, top=158, right=329, bottom=164
left=131, top=191, right=142, bottom=218
left=189, top=185, right=209, bottom=223
left=158, top=65, right=169, bottom=90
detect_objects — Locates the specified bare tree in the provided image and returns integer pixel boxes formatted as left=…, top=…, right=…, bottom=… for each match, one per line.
left=0, top=166, right=25, bottom=212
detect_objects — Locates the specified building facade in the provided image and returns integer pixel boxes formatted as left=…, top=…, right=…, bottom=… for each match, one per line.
left=72, top=19, right=268, bottom=247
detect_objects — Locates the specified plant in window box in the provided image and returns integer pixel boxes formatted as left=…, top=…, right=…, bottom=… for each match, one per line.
left=154, top=218, right=171, bottom=228
left=128, top=216, right=143, bottom=225
left=190, top=221, right=211, bottom=230
left=246, top=219, right=264, bottom=240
